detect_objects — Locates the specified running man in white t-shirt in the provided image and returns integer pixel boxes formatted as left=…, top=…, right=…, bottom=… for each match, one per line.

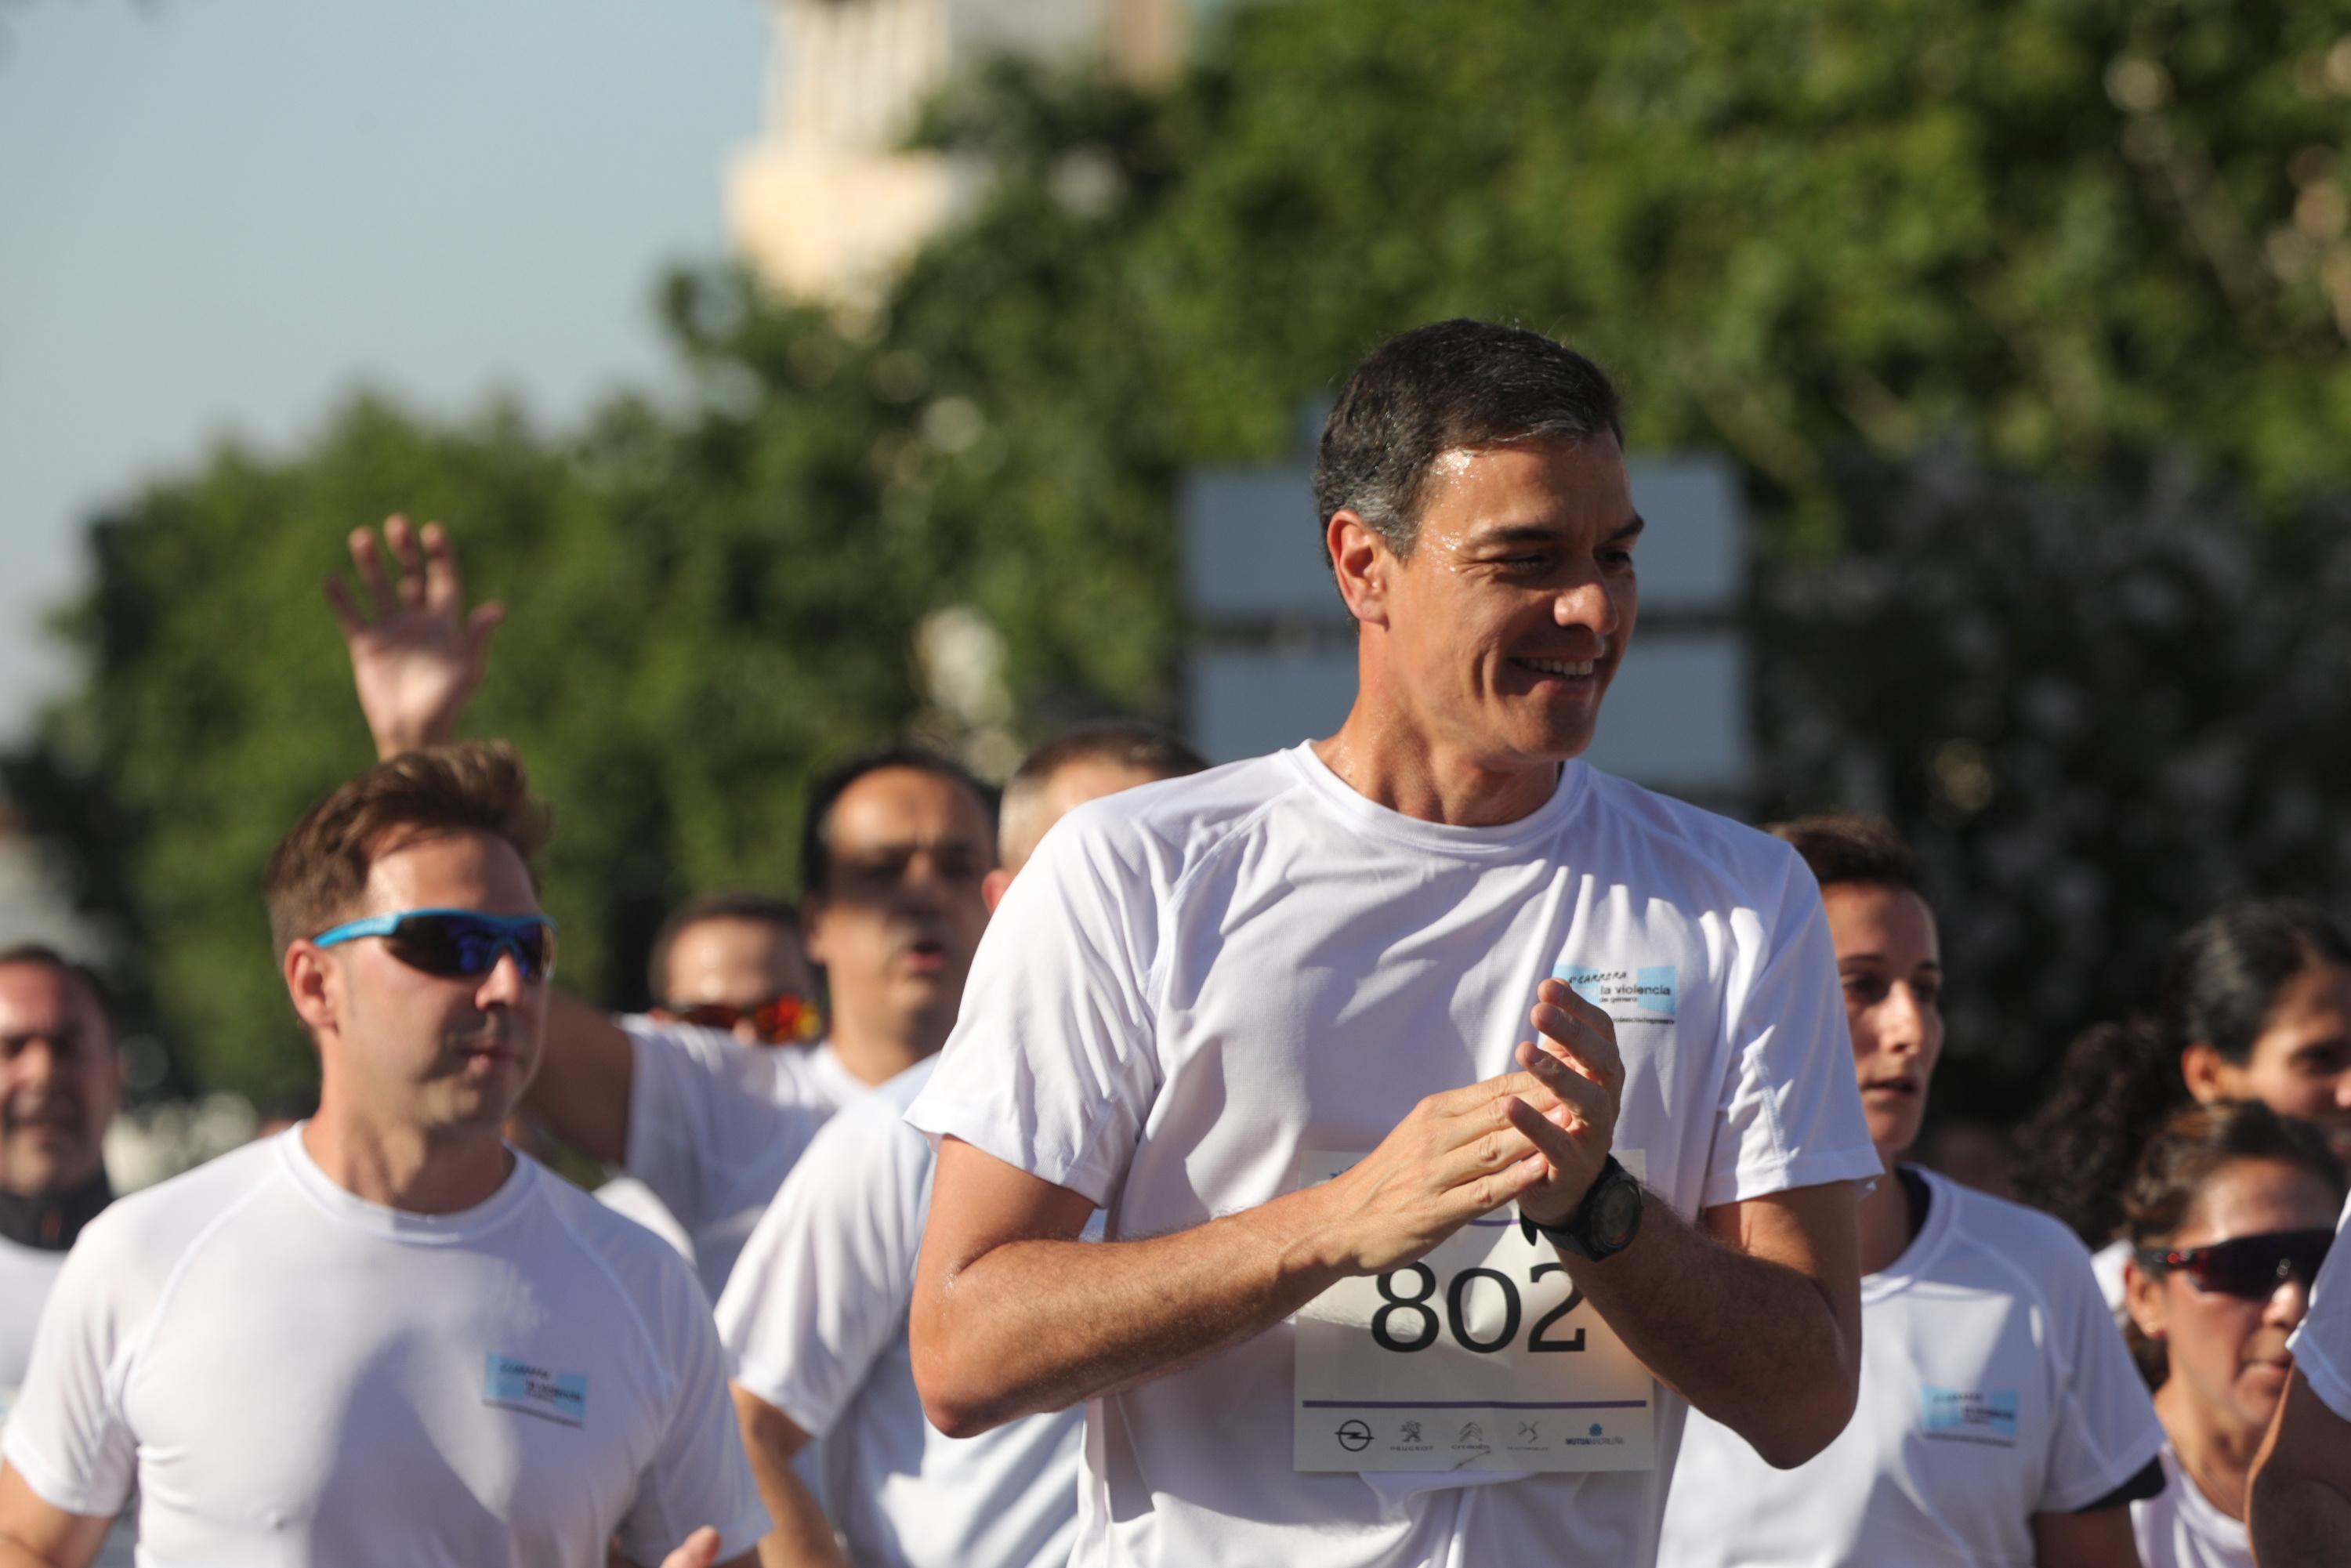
left=2248, top=1186, right=2351, bottom=1563
left=719, top=722, right=1206, bottom=1568
left=0, top=744, right=766, bottom=1568
left=905, top=320, right=1883, bottom=1568
left=1661, top=816, right=2161, bottom=1567
left=324, top=519, right=995, bottom=1295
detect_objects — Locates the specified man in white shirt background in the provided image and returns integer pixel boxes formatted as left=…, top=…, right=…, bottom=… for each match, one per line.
left=327, top=517, right=995, bottom=1296
left=0, top=741, right=766, bottom=1567
left=0, top=950, right=118, bottom=1428
left=907, top=318, right=1882, bottom=1566
left=2248, top=1185, right=2351, bottom=1564
left=1660, top=815, right=2161, bottom=1567
left=719, top=720, right=1205, bottom=1568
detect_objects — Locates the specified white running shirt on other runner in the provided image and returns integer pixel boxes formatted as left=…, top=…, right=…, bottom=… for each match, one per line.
left=905, top=744, right=1881, bottom=1568
left=1659, top=1168, right=2164, bottom=1566
left=621, top=1017, right=864, bottom=1296
left=2, top=1128, right=770, bottom=1567
left=2132, top=1443, right=2252, bottom=1568
left=717, top=1056, right=1081, bottom=1568
left=2287, top=1190, right=2351, bottom=1420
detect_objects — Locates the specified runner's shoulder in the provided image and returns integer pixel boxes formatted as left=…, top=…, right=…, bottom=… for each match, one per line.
left=66, top=1135, right=287, bottom=1291
left=1922, top=1168, right=2104, bottom=1284
left=1040, top=751, right=1302, bottom=883
left=531, top=1154, right=717, bottom=1313
left=1579, top=766, right=1817, bottom=914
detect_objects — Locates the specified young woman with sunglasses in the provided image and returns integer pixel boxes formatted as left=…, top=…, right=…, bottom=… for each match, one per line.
left=2121, top=1101, right=2346, bottom=1568
left=2018, top=900, right=2351, bottom=1313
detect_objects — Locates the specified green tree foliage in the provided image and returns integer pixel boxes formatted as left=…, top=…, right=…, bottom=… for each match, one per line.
left=18, top=0, right=2351, bottom=1098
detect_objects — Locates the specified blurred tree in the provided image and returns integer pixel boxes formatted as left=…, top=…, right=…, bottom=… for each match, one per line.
left=19, top=0, right=2351, bottom=1099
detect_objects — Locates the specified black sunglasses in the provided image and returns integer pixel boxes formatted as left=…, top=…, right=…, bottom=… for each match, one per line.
left=2136, top=1227, right=2335, bottom=1301
left=310, top=907, right=559, bottom=983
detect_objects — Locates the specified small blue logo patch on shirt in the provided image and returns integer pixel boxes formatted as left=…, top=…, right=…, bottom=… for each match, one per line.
left=1555, top=962, right=1679, bottom=1023
left=483, top=1353, right=588, bottom=1429
left=1920, top=1385, right=2018, bottom=1445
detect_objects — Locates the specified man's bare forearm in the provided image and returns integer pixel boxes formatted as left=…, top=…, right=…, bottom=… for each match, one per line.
left=1572, top=1188, right=1860, bottom=1468
left=2249, top=1374, right=2351, bottom=1568
left=916, top=1184, right=1349, bottom=1436
left=519, top=994, right=635, bottom=1165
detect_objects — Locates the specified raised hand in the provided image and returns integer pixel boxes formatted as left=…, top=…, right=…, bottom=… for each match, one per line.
left=324, top=516, right=505, bottom=760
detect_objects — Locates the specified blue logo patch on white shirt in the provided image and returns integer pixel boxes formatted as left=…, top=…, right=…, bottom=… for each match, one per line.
left=483, top=1353, right=589, bottom=1429
left=1555, top=963, right=1679, bottom=1023
left=1919, top=1385, right=2018, bottom=1446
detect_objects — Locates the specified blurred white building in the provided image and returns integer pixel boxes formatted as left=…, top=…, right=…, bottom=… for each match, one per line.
left=728, top=0, right=1189, bottom=304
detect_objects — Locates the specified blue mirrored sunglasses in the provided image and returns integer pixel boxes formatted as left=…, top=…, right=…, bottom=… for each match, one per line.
left=310, top=907, right=558, bottom=982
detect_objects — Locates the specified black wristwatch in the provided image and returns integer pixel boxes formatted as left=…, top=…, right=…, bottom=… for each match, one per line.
left=1519, top=1155, right=1644, bottom=1262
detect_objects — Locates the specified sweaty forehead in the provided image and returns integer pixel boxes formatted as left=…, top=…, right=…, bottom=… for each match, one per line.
left=828, top=767, right=994, bottom=856
left=2176, top=1157, right=2343, bottom=1245
left=359, top=829, right=542, bottom=918
left=1416, top=435, right=1636, bottom=542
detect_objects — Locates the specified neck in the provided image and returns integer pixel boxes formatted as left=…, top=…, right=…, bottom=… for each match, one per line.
left=0, top=1167, right=114, bottom=1252
left=1857, top=1146, right=1914, bottom=1276
left=301, top=1106, right=513, bottom=1215
left=1313, top=707, right=1560, bottom=827
left=2154, top=1380, right=2259, bottom=1520
left=826, top=1001, right=943, bottom=1088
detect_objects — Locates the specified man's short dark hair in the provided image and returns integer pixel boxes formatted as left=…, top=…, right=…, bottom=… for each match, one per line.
left=646, top=889, right=800, bottom=1002
left=1766, top=814, right=1922, bottom=893
left=1313, top=319, right=1624, bottom=563
left=798, top=744, right=994, bottom=900
left=1004, top=721, right=1208, bottom=801
left=0, top=944, right=114, bottom=1034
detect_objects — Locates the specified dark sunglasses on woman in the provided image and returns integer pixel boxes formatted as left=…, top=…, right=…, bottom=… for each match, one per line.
left=2136, top=1226, right=2335, bottom=1301
left=309, top=907, right=559, bottom=983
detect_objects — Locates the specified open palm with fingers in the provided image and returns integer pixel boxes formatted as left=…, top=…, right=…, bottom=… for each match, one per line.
left=324, top=515, right=505, bottom=759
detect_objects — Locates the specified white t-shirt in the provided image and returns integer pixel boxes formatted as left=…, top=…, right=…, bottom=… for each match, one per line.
left=1659, top=1168, right=2165, bottom=1567
left=2092, top=1236, right=2132, bottom=1321
left=2288, top=1190, right=2351, bottom=1421
left=718, top=1056, right=1081, bottom=1568
left=905, top=744, right=1882, bottom=1568
left=596, top=1175, right=696, bottom=1265
left=0, top=1234, right=67, bottom=1428
left=2, top=1128, right=770, bottom=1567
left=622, top=1018, right=864, bottom=1296
left=2132, top=1443, right=2251, bottom=1568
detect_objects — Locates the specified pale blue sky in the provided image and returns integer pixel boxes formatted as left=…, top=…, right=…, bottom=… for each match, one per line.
left=0, top=0, right=770, bottom=744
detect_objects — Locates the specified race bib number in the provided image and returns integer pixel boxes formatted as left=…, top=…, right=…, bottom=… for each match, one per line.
left=1292, top=1150, right=1656, bottom=1472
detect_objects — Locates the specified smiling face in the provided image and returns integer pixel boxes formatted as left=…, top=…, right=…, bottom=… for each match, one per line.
left=2127, top=1157, right=2342, bottom=1450
left=1339, top=435, right=1639, bottom=783
left=0, top=961, right=118, bottom=1197
left=802, top=766, right=994, bottom=1052
left=288, top=829, right=549, bottom=1139
left=2192, top=961, right=2351, bottom=1164
left=1822, top=882, right=1944, bottom=1161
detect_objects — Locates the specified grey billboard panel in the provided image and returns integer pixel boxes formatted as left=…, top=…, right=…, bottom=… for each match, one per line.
left=1187, top=644, right=1357, bottom=765
left=1182, top=454, right=1743, bottom=621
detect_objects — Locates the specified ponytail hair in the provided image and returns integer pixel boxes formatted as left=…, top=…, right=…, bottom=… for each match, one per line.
left=2016, top=898, right=2351, bottom=1247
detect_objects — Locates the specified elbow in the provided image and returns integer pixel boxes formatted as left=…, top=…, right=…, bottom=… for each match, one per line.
left=908, top=1304, right=1016, bottom=1440
left=1748, top=1369, right=1860, bottom=1471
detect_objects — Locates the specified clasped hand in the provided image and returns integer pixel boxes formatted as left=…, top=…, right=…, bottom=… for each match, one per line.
left=1320, top=979, right=1623, bottom=1275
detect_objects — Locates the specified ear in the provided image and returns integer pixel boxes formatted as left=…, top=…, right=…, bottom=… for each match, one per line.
left=1326, top=510, right=1395, bottom=629
left=2180, top=1041, right=2236, bottom=1104
left=799, top=896, right=833, bottom=971
left=982, top=868, right=1013, bottom=914
left=284, top=943, right=339, bottom=1037
left=2122, top=1256, right=2167, bottom=1342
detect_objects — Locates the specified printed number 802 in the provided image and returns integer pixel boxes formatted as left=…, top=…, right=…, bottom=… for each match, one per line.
left=1371, top=1262, right=1587, bottom=1354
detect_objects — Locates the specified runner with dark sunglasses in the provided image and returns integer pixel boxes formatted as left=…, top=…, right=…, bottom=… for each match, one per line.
left=2122, top=1099, right=2346, bottom=1568
left=0, top=745, right=767, bottom=1568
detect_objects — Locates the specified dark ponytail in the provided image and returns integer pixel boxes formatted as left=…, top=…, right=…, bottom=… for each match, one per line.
left=2016, top=899, right=2351, bottom=1247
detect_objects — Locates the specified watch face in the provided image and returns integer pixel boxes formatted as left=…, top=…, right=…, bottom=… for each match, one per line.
left=1593, top=1176, right=1643, bottom=1245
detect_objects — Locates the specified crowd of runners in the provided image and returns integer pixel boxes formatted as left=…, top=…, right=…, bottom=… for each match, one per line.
left=0, top=320, right=2347, bottom=1567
